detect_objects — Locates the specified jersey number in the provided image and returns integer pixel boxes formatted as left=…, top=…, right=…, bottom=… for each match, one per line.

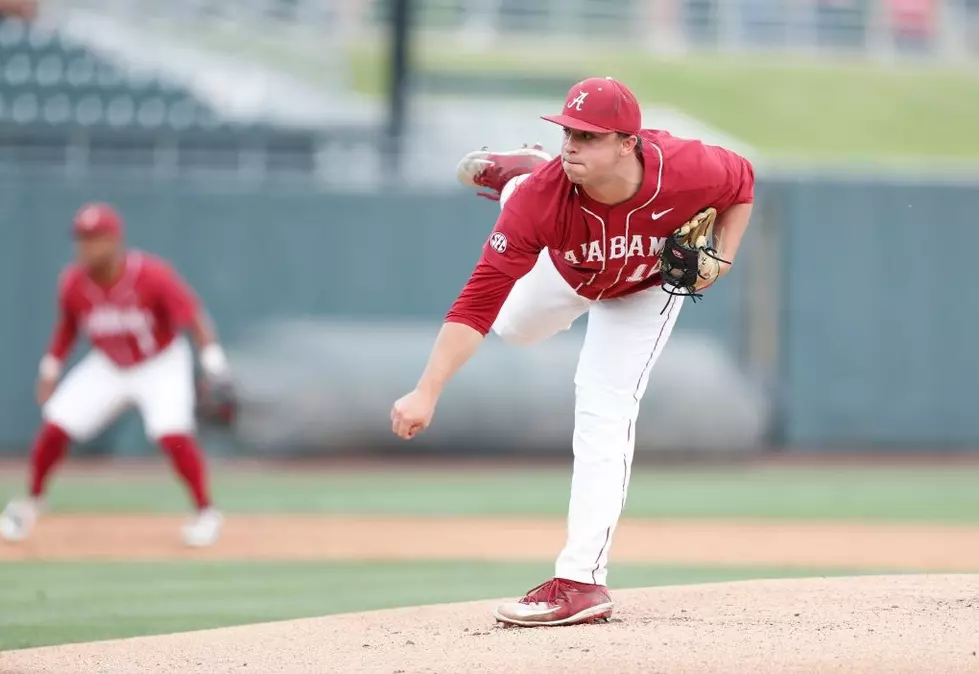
left=625, top=262, right=661, bottom=283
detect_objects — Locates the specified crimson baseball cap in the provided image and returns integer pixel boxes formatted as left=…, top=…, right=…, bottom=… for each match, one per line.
left=72, top=202, right=123, bottom=238
left=541, top=77, right=642, bottom=135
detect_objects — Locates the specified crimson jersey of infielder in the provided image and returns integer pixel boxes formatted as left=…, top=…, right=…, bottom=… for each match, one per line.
left=0, top=202, right=231, bottom=547
left=391, top=77, right=755, bottom=627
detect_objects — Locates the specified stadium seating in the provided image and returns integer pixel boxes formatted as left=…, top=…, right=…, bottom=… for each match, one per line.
left=0, top=17, right=324, bottom=174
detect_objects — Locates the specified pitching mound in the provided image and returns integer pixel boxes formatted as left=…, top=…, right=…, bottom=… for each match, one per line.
left=3, top=575, right=977, bottom=674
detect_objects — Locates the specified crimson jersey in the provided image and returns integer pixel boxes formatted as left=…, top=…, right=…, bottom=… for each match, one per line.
left=47, top=251, right=200, bottom=368
left=485, top=129, right=753, bottom=299
left=446, top=130, right=755, bottom=334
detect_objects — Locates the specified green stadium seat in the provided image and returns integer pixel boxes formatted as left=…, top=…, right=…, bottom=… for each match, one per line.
left=2, top=52, right=31, bottom=85
left=0, top=20, right=27, bottom=49
left=134, top=97, right=168, bottom=128
left=33, top=54, right=65, bottom=86
left=64, top=56, right=97, bottom=86
left=40, top=92, right=71, bottom=124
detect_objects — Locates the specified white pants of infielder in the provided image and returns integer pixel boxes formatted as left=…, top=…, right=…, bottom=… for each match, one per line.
left=494, top=178, right=683, bottom=586
left=43, top=336, right=197, bottom=443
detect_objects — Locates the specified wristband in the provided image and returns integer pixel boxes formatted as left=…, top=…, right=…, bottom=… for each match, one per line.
left=39, top=355, right=61, bottom=380
left=200, top=343, right=229, bottom=378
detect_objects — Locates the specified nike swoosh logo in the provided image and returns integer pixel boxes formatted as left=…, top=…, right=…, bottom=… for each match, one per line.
left=650, top=208, right=674, bottom=220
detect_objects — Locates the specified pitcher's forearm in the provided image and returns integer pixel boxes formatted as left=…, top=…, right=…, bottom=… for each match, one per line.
left=715, top=202, right=753, bottom=265
left=416, top=321, right=486, bottom=397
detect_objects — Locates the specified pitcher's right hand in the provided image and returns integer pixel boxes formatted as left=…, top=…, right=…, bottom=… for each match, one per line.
left=390, top=388, right=438, bottom=440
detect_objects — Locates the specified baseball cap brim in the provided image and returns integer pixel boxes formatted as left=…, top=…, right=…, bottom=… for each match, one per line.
left=73, top=227, right=119, bottom=238
left=540, top=114, right=616, bottom=133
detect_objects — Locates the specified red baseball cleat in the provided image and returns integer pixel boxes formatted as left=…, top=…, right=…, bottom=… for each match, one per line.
left=493, top=577, right=615, bottom=627
left=456, top=143, right=552, bottom=201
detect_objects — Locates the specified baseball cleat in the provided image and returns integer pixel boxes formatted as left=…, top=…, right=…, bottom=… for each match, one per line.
left=456, top=143, right=552, bottom=200
left=181, top=507, right=223, bottom=548
left=0, top=498, right=40, bottom=542
left=493, top=577, right=615, bottom=627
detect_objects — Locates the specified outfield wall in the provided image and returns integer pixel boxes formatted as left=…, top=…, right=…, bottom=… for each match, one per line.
left=0, top=168, right=976, bottom=455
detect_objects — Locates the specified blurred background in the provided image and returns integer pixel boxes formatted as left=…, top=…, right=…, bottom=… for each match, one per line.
left=1, top=0, right=978, bottom=462
left=2, top=0, right=979, bottom=655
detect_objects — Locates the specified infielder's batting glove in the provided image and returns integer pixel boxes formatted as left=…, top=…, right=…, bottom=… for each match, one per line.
left=656, top=207, right=730, bottom=313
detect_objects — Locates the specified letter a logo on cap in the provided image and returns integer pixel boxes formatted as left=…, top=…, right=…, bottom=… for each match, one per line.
left=568, top=90, right=588, bottom=111
left=79, top=207, right=99, bottom=229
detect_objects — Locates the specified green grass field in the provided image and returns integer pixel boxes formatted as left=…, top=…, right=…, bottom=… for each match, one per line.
left=4, top=464, right=978, bottom=521
left=155, top=23, right=979, bottom=161
left=0, top=560, right=869, bottom=650
left=347, top=43, right=979, bottom=162
left=1, top=463, right=976, bottom=651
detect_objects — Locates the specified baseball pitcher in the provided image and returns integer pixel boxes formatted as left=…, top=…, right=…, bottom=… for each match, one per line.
left=391, top=77, right=755, bottom=627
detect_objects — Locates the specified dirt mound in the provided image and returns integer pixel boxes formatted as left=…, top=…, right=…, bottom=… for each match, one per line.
left=3, top=575, right=977, bottom=674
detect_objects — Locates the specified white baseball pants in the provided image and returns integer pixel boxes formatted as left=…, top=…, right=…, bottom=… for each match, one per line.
left=43, top=336, right=197, bottom=443
left=493, top=178, right=683, bottom=586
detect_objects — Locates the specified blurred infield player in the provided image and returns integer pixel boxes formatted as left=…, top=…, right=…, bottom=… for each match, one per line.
left=391, top=77, right=755, bottom=627
left=0, top=203, right=231, bottom=547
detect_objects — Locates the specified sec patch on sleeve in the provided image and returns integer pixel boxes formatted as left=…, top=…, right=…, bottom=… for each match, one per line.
left=489, top=232, right=508, bottom=253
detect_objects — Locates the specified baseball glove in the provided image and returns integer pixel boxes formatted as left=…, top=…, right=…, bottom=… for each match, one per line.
left=657, top=207, right=729, bottom=303
left=195, top=377, right=239, bottom=429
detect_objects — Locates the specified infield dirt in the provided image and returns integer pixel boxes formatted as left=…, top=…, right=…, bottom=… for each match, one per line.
left=0, top=513, right=977, bottom=571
